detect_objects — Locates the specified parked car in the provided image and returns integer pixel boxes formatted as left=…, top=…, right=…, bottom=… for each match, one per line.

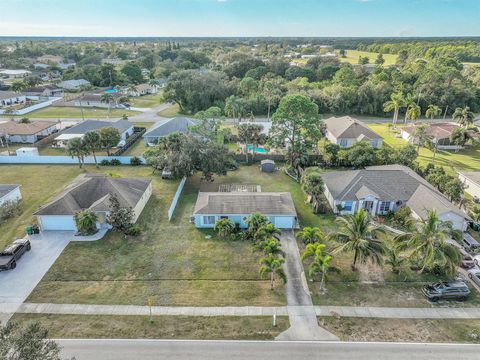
left=459, top=248, right=476, bottom=269
left=0, top=238, right=31, bottom=271
left=462, top=233, right=480, bottom=251
left=422, top=280, right=470, bottom=302
left=473, top=254, right=480, bottom=266
left=467, top=268, right=480, bottom=288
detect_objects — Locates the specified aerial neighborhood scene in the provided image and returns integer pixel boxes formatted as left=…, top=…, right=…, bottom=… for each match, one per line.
left=1, top=0, right=480, bottom=359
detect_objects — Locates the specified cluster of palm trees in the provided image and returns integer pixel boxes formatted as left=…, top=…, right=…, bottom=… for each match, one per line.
left=213, top=212, right=287, bottom=290
left=297, top=208, right=463, bottom=293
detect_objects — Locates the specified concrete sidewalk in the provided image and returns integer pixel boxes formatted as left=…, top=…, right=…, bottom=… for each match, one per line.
left=12, top=303, right=480, bottom=319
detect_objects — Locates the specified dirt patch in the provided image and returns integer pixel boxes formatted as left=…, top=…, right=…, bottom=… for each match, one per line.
left=358, top=263, right=385, bottom=285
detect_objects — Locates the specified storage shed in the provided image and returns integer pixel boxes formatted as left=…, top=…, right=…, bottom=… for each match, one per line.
left=260, top=159, right=276, bottom=173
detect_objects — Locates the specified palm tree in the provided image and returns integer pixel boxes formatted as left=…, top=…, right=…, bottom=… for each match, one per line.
left=254, top=223, right=281, bottom=243
left=411, top=124, right=429, bottom=152
left=302, top=243, right=332, bottom=294
left=297, top=227, right=325, bottom=244
left=405, top=103, right=421, bottom=123
left=383, top=91, right=405, bottom=129
left=74, top=209, right=98, bottom=235
left=259, top=237, right=285, bottom=257
left=214, top=218, right=236, bottom=241
left=425, top=105, right=442, bottom=120
left=245, top=212, right=269, bottom=240
left=301, top=171, right=325, bottom=213
left=385, top=244, right=405, bottom=274
left=402, top=93, right=415, bottom=123
left=259, top=253, right=286, bottom=290
left=453, top=106, right=474, bottom=128
left=470, top=206, right=480, bottom=224
left=450, top=127, right=469, bottom=152
left=395, top=209, right=461, bottom=277
left=67, top=137, right=88, bottom=168
left=101, top=93, right=114, bottom=118
left=83, top=131, right=102, bottom=167
left=330, top=209, right=386, bottom=271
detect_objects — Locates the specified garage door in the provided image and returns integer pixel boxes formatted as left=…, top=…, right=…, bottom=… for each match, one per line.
left=274, top=216, right=293, bottom=229
left=39, top=216, right=76, bottom=231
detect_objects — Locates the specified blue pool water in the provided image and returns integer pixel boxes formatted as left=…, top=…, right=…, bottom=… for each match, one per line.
left=104, top=89, right=118, bottom=94
left=247, top=145, right=268, bottom=153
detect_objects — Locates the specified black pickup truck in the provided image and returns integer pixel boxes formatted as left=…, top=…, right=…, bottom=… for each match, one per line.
left=0, top=238, right=31, bottom=271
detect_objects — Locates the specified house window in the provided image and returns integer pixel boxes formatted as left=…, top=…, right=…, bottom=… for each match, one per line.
left=343, top=201, right=353, bottom=211
left=339, top=139, right=348, bottom=147
left=203, top=216, right=216, bottom=225
left=379, top=201, right=390, bottom=212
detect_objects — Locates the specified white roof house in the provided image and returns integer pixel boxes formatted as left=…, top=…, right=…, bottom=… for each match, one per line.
left=0, top=70, right=31, bottom=78
left=57, top=79, right=91, bottom=91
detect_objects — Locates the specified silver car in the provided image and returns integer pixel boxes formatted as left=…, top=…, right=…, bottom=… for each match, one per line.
left=467, top=268, right=480, bottom=287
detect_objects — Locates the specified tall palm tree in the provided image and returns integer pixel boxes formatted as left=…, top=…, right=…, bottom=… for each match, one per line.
left=254, top=223, right=281, bottom=243
left=425, top=105, right=442, bottom=120
left=101, top=93, right=114, bottom=118
left=402, top=93, right=415, bottom=123
left=83, top=131, right=102, bottom=168
left=214, top=218, right=236, bottom=241
left=259, top=253, right=286, bottom=290
left=246, top=212, right=269, bottom=240
left=383, top=91, right=405, bottom=129
left=453, top=106, right=474, bottom=128
left=297, top=227, right=325, bottom=244
left=302, top=243, right=332, bottom=294
left=67, top=137, right=88, bottom=168
left=259, top=237, right=285, bottom=257
left=395, top=209, right=461, bottom=277
left=330, top=209, right=386, bottom=270
left=405, top=103, right=421, bottom=123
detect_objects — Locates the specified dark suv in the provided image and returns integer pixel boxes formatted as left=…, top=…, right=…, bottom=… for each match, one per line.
left=422, top=281, right=470, bottom=302
left=0, top=238, right=31, bottom=270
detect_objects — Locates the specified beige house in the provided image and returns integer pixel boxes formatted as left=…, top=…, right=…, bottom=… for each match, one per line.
left=324, top=116, right=383, bottom=148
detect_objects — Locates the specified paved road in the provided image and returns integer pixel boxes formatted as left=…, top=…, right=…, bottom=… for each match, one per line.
left=276, top=230, right=338, bottom=341
left=58, top=339, right=480, bottom=360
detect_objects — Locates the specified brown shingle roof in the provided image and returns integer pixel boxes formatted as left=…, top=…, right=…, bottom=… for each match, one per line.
left=401, top=122, right=459, bottom=141
left=0, top=121, right=56, bottom=135
left=324, top=116, right=382, bottom=140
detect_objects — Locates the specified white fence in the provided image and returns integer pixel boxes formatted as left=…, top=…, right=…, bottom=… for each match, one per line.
left=167, top=176, right=187, bottom=221
left=0, top=155, right=143, bottom=165
left=0, top=97, right=63, bottom=115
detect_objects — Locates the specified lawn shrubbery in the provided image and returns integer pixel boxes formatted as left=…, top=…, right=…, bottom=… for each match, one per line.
left=0, top=200, right=22, bottom=225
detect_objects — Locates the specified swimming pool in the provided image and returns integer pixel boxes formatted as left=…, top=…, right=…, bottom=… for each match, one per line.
left=104, top=89, right=118, bottom=94
left=246, top=144, right=268, bottom=153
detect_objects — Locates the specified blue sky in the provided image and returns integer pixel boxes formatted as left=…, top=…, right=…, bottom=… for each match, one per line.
left=0, top=0, right=479, bottom=37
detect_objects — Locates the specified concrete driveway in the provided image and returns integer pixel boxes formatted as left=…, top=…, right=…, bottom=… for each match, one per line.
left=0, top=230, right=107, bottom=324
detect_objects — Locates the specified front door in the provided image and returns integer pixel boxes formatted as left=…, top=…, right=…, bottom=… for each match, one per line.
left=363, top=201, right=374, bottom=213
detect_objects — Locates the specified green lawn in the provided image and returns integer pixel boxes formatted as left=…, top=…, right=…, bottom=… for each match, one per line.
left=0, top=165, right=82, bottom=249
left=368, top=123, right=480, bottom=174
left=157, top=103, right=180, bottom=118
left=123, top=122, right=154, bottom=156
left=338, top=50, right=398, bottom=66
left=2, top=107, right=139, bottom=119
left=10, top=314, right=289, bottom=340
left=322, top=317, right=480, bottom=343
left=27, top=166, right=287, bottom=306
left=130, top=92, right=164, bottom=108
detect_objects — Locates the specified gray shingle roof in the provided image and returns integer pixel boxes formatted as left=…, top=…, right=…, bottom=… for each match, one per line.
left=0, top=91, right=21, bottom=101
left=458, top=171, right=480, bottom=187
left=324, top=116, right=382, bottom=140
left=0, top=184, right=19, bottom=198
left=193, top=192, right=297, bottom=216
left=34, top=174, right=151, bottom=216
left=57, top=79, right=90, bottom=88
left=143, top=117, right=199, bottom=138
left=61, top=119, right=132, bottom=135
left=321, top=164, right=466, bottom=219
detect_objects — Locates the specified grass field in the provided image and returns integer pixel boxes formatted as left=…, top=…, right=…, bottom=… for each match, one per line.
left=1, top=107, right=139, bottom=119
left=338, top=50, right=398, bottom=66
left=0, top=165, right=82, bottom=249
left=27, top=166, right=289, bottom=306
left=322, top=317, right=480, bottom=343
left=10, top=314, right=289, bottom=340
left=157, top=103, right=180, bottom=118
left=130, top=92, right=164, bottom=108
left=368, top=123, right=480, bottom=174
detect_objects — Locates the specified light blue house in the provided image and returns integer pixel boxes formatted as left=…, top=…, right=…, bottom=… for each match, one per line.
left=193, top=192, right=298, bottom=229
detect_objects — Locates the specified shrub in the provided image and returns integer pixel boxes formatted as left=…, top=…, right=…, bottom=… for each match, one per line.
left=125, top=223, right=141, bottom=236
left=0, top=200, right=22, bottom=224
left=130, top=156, right=143, bottom=166
left=110, top=159, right=121, bottom=166
left=100, top=159, right=111, bottom=166
left=74, top=209, right=98, bottom=235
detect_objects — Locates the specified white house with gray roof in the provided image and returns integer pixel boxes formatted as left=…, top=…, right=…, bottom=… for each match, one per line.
left=458, top=171, right=480, bottom=200
left=193, top=192, right=298, bottom=229
left=0, top=185, right=21, bottom=206
left=143, top=117, right=199, bottom=145
left=324, top=116, right=383, bottom=148
left=321, top=164, right=468, bottom=231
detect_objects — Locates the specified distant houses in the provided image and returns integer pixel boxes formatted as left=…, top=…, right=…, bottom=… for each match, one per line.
left=57, top=79, right=91, bottom=91
left=127, top=83, right=159, bottom=97
left=143, top=117, right=199, bottom=145
left=0, top=69, right=31, bottom=79
left=401, top=122, right=464, bottom=150
left=324, top=116, right=383, bottom=149
left=321, top=164, right=468, bottom=231
left=53, top=119, right=134, bottom=147
left=0, top=91, right=26, bottom=108
left=24, top=85, right=64, bottom=98
left=0, top=120, right=58, bottom=144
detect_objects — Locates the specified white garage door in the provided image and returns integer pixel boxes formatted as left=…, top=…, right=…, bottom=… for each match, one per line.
left=39, top=216, right=76, bottom=231
left=274, top=216, right=293, bottom=229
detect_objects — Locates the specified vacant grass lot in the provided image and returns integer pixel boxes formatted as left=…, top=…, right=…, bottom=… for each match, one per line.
left=130, top=92, right=164, bottom=108
left=28, top=166, right=289, bottom=306
left=0, top=165, right=82, bottom=249
left=338, top=50, right=398, bottom=66
left=368, top=123, right=480, bottom=174
left=322, top=317, right=480, bottom=343
left=11, top=314, right=288, bottom=340
left=2, top=107, right=139, bottom=119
